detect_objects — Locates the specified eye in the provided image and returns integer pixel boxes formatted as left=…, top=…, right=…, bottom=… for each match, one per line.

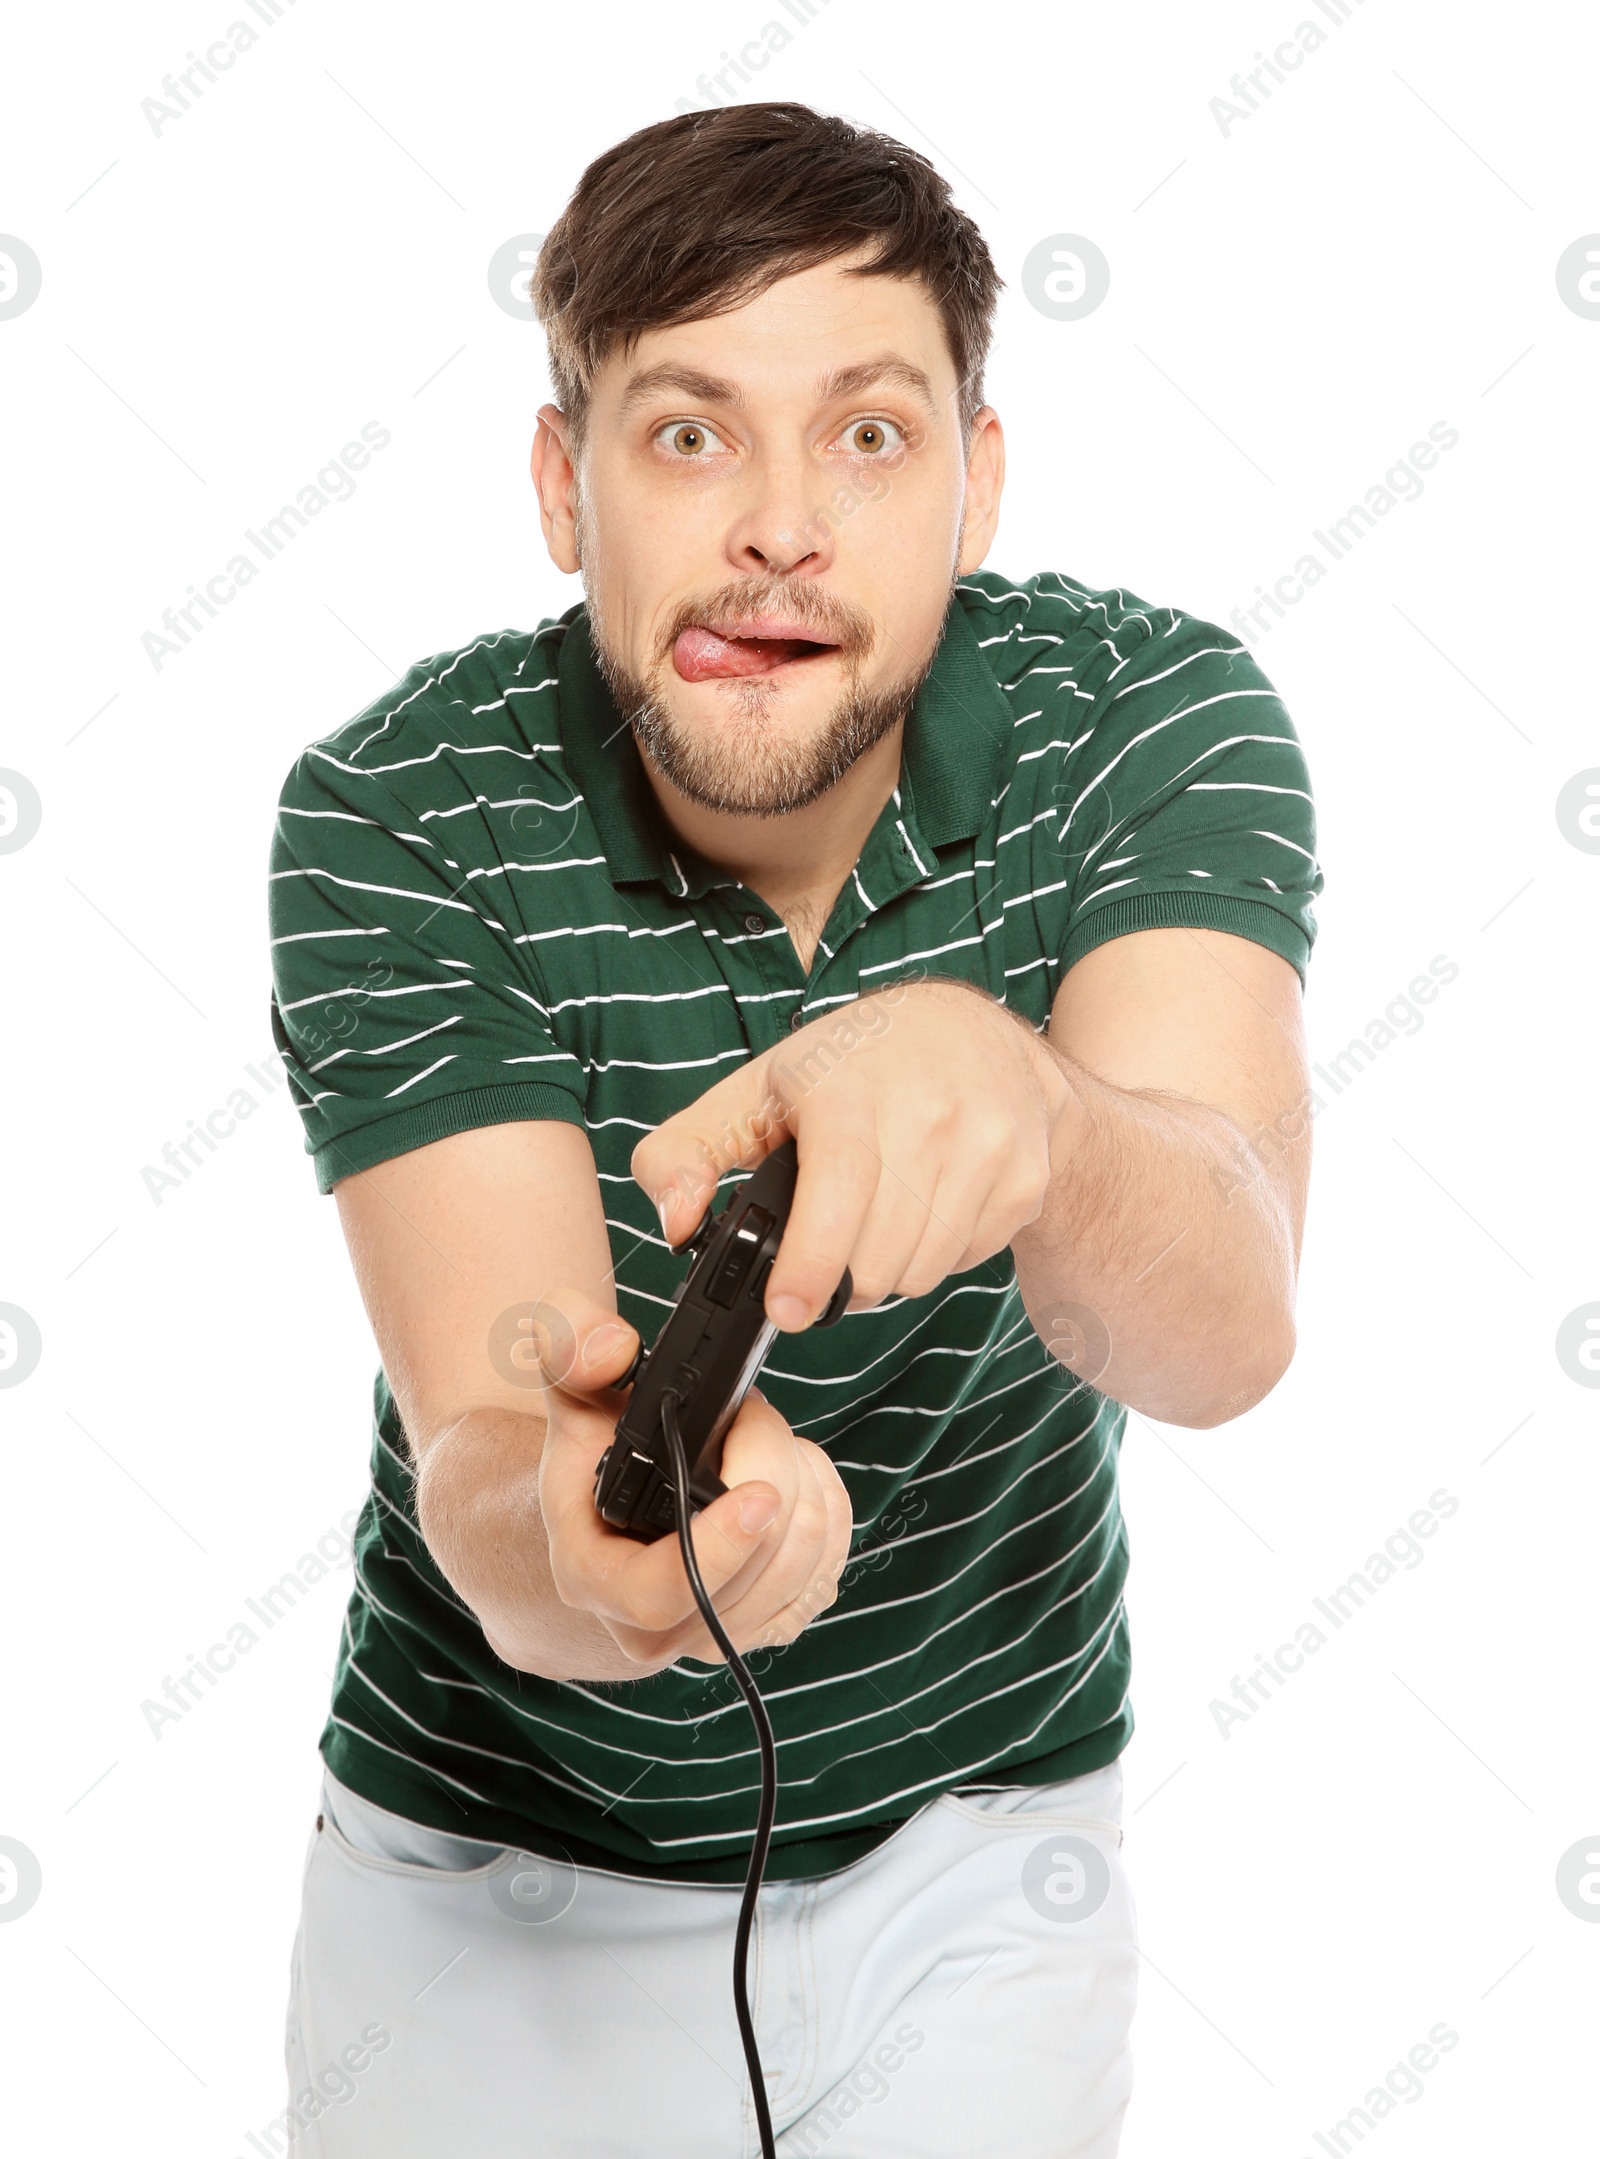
left=655, top=419, right=727, bottom=458
left=838, top=417, right=905, bottom=456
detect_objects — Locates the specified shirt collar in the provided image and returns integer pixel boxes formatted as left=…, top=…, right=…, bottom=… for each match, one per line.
left=553, top=586, right=1013, bottom=896
left=901, top=583, right=1015, bottom=848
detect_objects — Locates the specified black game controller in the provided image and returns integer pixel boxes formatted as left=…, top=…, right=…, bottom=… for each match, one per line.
left=592, top=1140, right=851, bottom=1543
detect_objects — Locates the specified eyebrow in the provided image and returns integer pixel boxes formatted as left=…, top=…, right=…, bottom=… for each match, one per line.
left=814, top=357, right=938, bottom=415
left=614, top=352, right=940, bottom=424
left=615, top=364, right=744, bottom=421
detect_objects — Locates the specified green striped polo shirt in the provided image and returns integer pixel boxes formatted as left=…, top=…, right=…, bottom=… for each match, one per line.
left=268, top=568, right=1320, bottom=1884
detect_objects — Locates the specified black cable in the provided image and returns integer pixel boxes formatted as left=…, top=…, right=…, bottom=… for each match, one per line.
left=660, top=1390, right=779, bottom=2159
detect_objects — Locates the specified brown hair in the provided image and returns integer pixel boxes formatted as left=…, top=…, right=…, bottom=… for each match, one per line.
left=531, top=103, right=1002, bottom=454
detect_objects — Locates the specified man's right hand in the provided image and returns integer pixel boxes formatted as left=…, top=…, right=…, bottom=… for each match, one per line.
left=330, top=1119, right=853, bottom=1684
left=533, top=1289, right=854, bottom=1673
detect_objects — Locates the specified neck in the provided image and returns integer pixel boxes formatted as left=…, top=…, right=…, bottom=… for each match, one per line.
left=637, top=723, right=906, bottom=971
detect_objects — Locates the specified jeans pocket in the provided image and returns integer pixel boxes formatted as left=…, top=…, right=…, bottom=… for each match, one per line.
left=317, top=1772, right=509, bottom=1880
left=936, top=1757, right=1124, bottom=1842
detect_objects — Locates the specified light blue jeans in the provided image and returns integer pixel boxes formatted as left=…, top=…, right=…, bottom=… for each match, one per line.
left=283, top=1758, right=1138, bottom=2157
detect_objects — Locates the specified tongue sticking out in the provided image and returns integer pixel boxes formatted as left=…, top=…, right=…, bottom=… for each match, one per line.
left=673, top=627, right=832, bottom=682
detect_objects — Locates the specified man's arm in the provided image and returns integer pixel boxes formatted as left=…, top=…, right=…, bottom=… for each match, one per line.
left=634, top=926, right=1311, bottom=1431
left=332, top=1120, right=851, bottom=1682
left=334, top=1120, right=624, bottom=1679
left=1009, top=925, right=1310, bottom=1427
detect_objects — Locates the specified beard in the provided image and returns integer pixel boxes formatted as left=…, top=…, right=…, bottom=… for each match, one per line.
left=587, top=571, right=952, bottom=819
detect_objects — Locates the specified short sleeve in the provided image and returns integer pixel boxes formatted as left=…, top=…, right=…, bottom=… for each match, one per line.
left=1055, top=622, right=1321, bottom=984
left=268, top=747, right=587, bottom=1193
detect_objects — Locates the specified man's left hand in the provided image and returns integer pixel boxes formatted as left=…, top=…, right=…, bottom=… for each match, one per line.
left=630, top=981, right=1077, bottom=1330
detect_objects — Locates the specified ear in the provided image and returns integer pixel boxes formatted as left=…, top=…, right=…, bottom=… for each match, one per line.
left=956, top=406, right=1005, bottom=575
left=530, top=403, right=581, bottom=574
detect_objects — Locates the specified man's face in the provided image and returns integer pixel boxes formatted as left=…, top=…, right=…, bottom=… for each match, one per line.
left=538, top=253, right=1001, bottom=817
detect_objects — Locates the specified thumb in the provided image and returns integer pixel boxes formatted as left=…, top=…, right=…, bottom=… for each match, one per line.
left=529, top=1287, right=639, bottom=1401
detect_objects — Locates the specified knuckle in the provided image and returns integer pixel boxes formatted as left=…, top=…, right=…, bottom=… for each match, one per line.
left=926, top=1100, right=964, bottom=1144
left=976, top=1108, right=1018, bottom=1155
left=849, top=1270, right=892, bottom=1310
left=612, top=1630, right=668, bottom=1670
left=962, top=1216, right=1013, bottom=1267
left=1002, top=1162, right=1050, bottom=1217
left=897, top=1260, right=949, bottom=1301
left=812, top=1136, right=880, bottom=1193
left=789, top=1486, right=829, bottom=1538
left=628, top=1583, right=684, bottom=1633
left=781, top=1511, right=824, bottom=1563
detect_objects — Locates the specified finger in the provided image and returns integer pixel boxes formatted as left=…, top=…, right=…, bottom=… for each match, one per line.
left=546, top=1447, right=785, bottom=1635
left=763, top=1125, right=881, bottom=1330
left=716, top=1445, right=854, bottom=1652
left=526, top=1284, right=639, bottom=1400
left=630, top=1416, right=838, bottom=1663
left=671, top=1440, right=841, bottom=1660
left=672, top=1386, right=808, bottom=1613
left=833, top=1147, right=953, bottom=1311
left=893, top=1162, right=995, bottom=1300
left=542, top=1386, right=798, bottom=1635
left=632, top=1059, right=789, bottom=1250
left=922, top=1134, right=1055, bottom=1281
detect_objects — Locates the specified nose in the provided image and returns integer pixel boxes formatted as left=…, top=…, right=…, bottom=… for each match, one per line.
left=721, top=447, right=838, bottom=581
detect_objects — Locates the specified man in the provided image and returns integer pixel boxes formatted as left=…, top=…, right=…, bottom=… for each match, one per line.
left=270, top=101, right=1318, bottom=2158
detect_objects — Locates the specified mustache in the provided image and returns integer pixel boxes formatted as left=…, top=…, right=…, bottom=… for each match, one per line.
left=654, top=578, right=876, bottom=665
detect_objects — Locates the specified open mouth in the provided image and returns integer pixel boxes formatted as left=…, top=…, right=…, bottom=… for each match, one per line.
left=672, top=622, right=843, bottom=683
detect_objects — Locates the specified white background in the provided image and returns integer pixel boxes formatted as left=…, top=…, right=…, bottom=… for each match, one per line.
left=1, top=1, right=1596, bottom=2151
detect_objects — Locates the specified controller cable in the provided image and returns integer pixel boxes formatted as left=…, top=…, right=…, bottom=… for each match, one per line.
left=660, top=1388, right=779, bottom=2159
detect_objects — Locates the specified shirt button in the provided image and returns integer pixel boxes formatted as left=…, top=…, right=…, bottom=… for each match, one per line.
left=790, top=1007, right=805, bottom=1030
left=743, top=913, right=765, bottom=936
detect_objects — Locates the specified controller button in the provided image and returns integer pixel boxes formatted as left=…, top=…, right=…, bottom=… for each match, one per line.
left=816, top=1272, right=853, bottom=1327
left=610, top=1452, right=649, bottom=1509
left=670, top=1214, right=715, bottom=1259
left=707, top=1211, right=772, bottom=1306
left=616, top=1342, right=646, bottom=1390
